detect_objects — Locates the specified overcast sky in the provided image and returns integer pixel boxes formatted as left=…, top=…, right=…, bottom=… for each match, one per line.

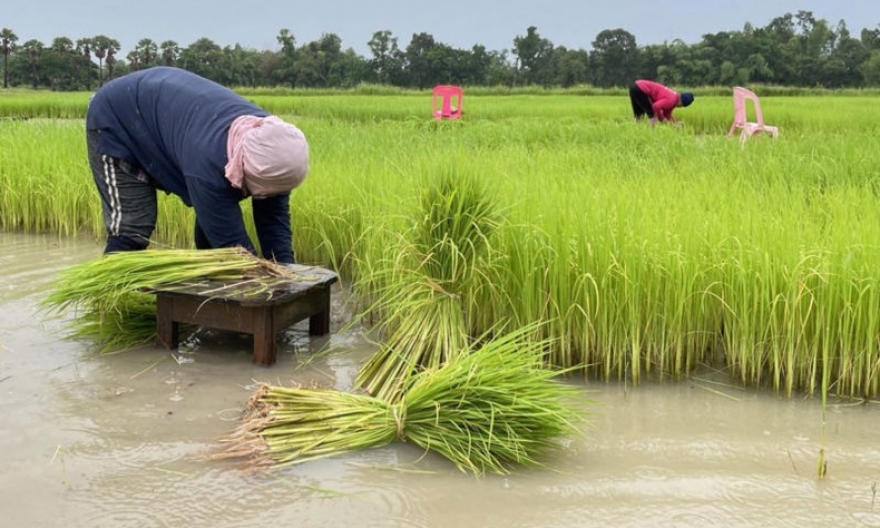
left=5, top=1, right=879, bottom=56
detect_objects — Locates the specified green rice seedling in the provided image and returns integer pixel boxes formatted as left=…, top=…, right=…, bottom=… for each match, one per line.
left=0, top=120, right=94, bottom=236
left=353, top=168, right=503, bottom=400
left=41, top=247, right=295, bottom=352
left=355, top=277, right=470, bottom=400
left=9, top=91, right=880, bottom=398
left=0, top=91, right=91, bottom=119
left=293, top=197, right=365, bottom=278
left=61, top=292, right=160, bottom=352
left=218, top=327, right=589, bottom=475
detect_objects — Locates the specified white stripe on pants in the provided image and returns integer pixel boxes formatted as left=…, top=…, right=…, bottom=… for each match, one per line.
left=101, top=154, right=122, bottom=236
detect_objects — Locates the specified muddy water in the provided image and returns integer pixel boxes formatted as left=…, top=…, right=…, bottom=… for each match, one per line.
left=1, top=232, right=879, bottom=528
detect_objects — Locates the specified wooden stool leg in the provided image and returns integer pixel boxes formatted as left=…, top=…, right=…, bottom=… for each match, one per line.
left=252, top=306, right=276, bottom=366
left=308, top=288, right=331, bottom=336
left=156, top=296, right=179, bottom=349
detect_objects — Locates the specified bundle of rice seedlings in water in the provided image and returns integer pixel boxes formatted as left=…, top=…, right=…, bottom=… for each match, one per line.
left=355, top=265, right=471, bottom=400
left=219, top=327, right=590, bottom=475
left=41, top=247, right=295, bottom=352
left=59, top=292, right=162, bottom=352
left=355, top=169, right=503, bottom=400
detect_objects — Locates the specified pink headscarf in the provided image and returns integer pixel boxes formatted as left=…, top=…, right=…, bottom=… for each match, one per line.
left=224, top=115, right=310, bottom=198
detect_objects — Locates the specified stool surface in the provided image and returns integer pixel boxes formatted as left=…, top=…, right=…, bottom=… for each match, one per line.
left=148, top=264, right=338, bottom=307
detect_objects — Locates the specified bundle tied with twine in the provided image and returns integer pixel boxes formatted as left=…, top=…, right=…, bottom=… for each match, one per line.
left=217, top=327, right=590, bottom=476
left=41, top=247, right=301, bottom=352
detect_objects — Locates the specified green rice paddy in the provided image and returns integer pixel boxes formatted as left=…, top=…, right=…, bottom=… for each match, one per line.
left=4, top=89, right=880, bottom=399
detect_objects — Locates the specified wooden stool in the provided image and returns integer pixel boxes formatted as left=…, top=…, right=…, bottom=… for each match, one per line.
left=151, top=264, right=338, bottom=366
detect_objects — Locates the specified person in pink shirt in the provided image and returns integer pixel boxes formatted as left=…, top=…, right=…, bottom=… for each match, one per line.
left=629, top=79, right=694, bottom=125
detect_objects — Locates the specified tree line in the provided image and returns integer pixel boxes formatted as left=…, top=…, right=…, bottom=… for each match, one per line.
left=3, top=10, right=880, bottom=91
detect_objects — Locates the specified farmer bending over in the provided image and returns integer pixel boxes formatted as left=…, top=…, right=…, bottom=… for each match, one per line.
left=86, top=66, right=309, bottom=264
left=629, top=79, right=694, bottom=126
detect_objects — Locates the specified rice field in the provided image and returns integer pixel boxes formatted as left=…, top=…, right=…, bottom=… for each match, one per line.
left=4, top=89, right=880, bottom=398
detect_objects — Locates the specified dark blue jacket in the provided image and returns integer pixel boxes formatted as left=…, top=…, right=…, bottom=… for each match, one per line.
left=86, top=66, right=294, bottom=263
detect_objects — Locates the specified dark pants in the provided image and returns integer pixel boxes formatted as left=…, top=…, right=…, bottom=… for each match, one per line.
left=87, top=130, right=157, bottom=253
left=629, top=84, right=655, bottom=119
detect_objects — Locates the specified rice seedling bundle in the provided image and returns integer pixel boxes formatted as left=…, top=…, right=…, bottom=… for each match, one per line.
left=353, top=169, right=503, bottom=400
left=219, top=329, right=588, bottom=475
left=41, top=247, right=300, bottom=352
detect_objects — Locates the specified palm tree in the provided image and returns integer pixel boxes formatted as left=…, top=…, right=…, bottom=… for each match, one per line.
left=160, top=40, right=180, bottom=66
left=21, top=39, right=43, bottom=88
left=50, top=37, right=73, bottom=58
left=106, top=48, right=118, bottom=80
left=126, top=50, right=139, bottom=71
left=92, top=35, right=120, bottom=84
left=135, top=38, right=158, bottom=68
left=49, top=37, right=75, bottom=89
left=1, top=28, right=18, bottom=88
left=75, top=37, right=93, bottom=90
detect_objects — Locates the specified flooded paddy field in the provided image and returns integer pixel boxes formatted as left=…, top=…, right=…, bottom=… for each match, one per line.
left=1, top=232, right=879, bottom=528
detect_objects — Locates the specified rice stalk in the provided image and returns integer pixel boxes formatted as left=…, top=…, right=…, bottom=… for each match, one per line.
left=354, top=168, right=503, bottom=400
left=41, top=247, right=299, bottom=352
left=61, top=292, right=160, bottom=352
left=218, top=327, right=589, bottom=475
left=354, top=266, right=471, bottom=401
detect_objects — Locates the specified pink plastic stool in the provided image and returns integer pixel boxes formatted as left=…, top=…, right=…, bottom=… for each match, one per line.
left=432, top=85, right=463, bottom=120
